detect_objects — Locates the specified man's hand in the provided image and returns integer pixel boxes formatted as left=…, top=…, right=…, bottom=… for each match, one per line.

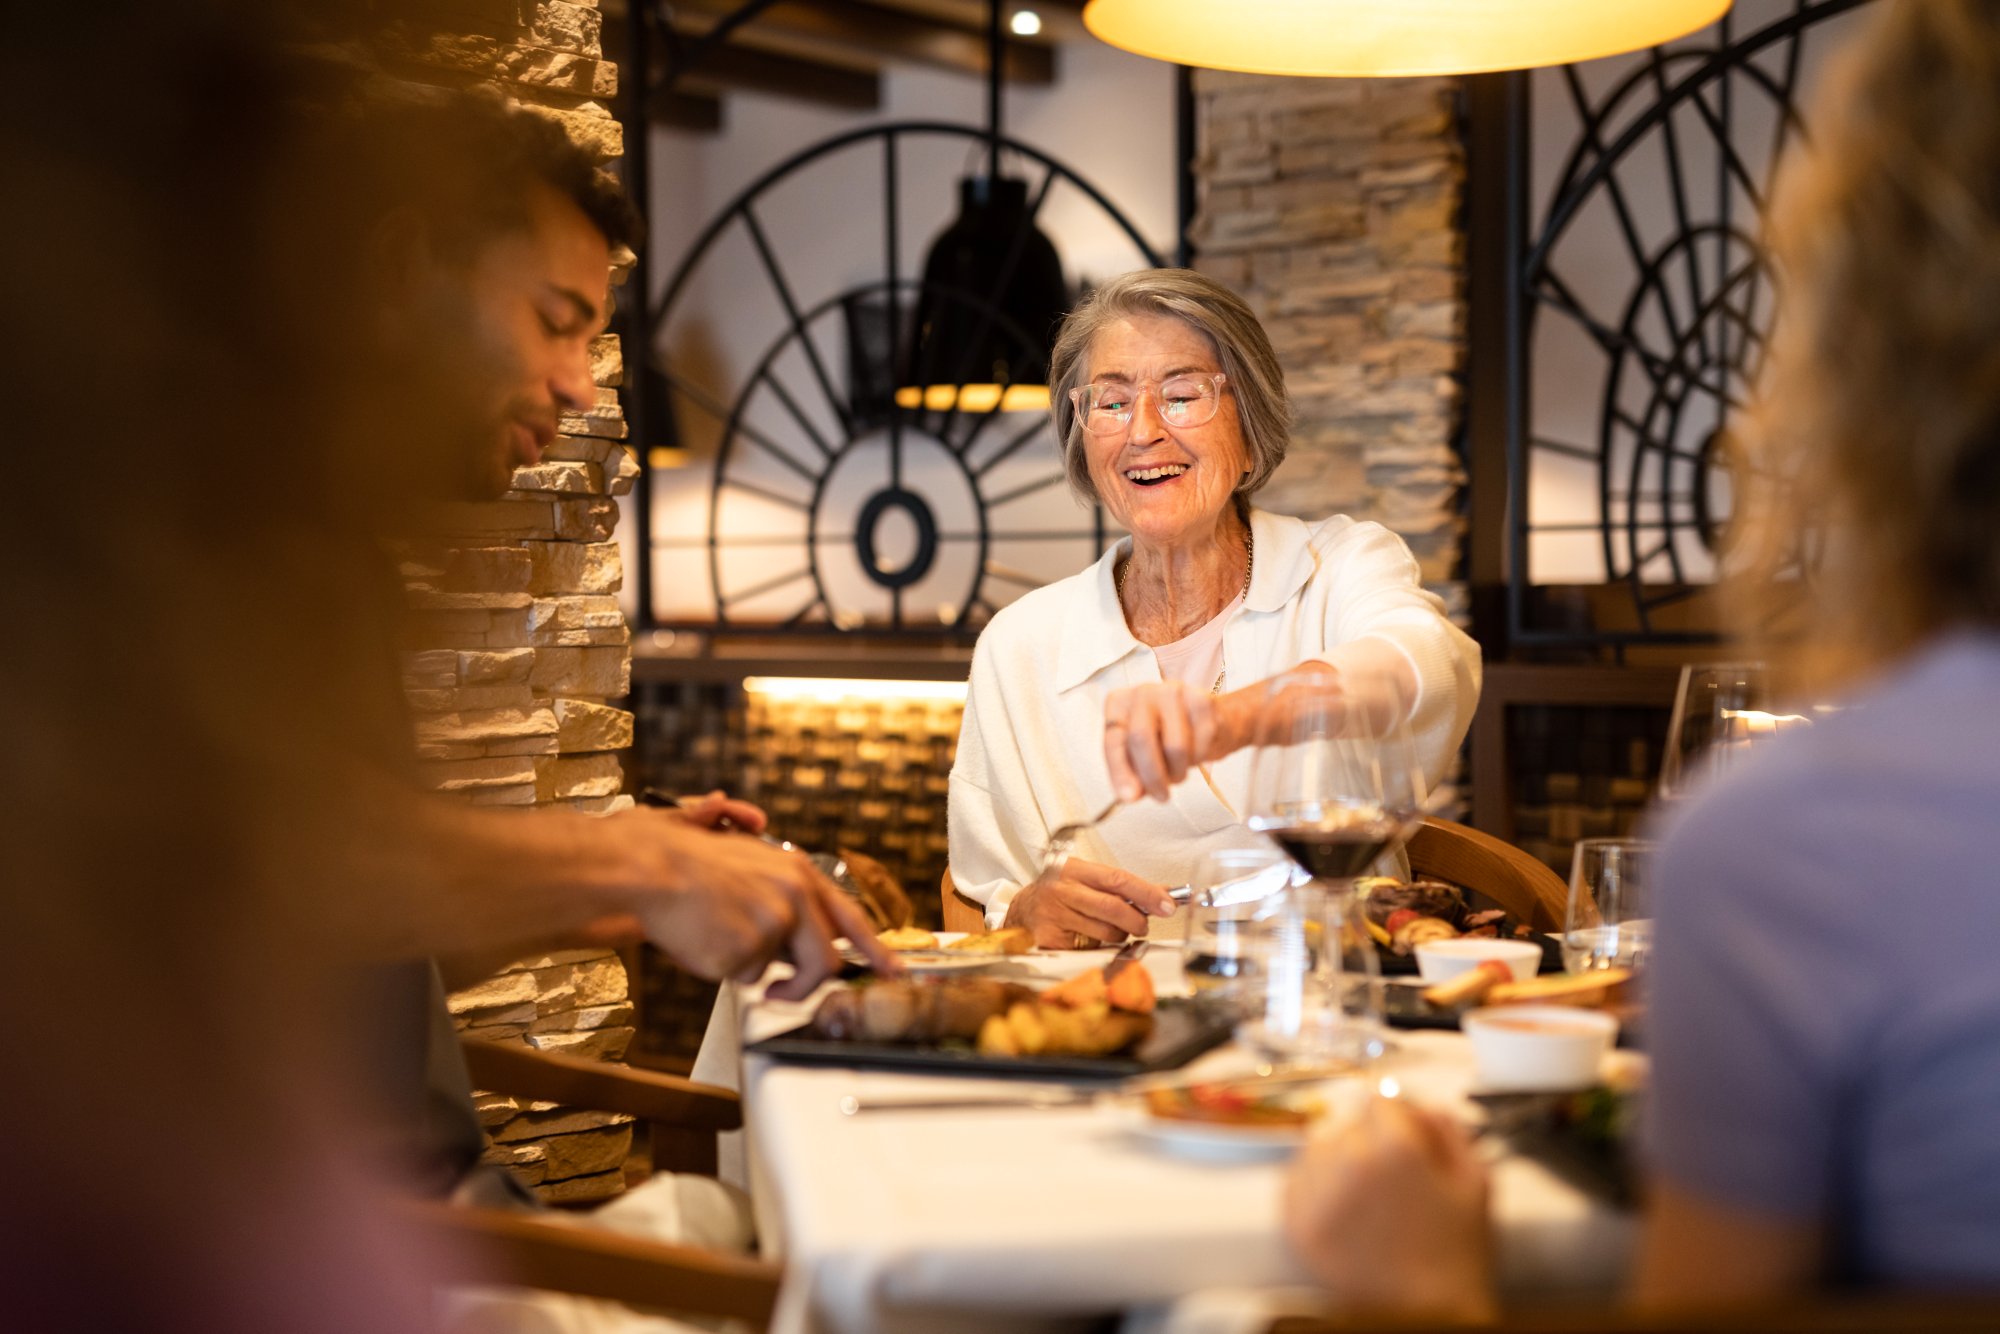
left=608, top=808, right=901, bottom=999
left=1282, top=1098, right=1497, bottom=1321
left=1002, top=856, right=1175, bottom=949
left=669, top=788, right=769, bottom=834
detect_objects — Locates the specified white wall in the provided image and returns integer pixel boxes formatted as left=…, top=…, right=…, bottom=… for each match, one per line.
left=629, top=36, right=1178, bottom=627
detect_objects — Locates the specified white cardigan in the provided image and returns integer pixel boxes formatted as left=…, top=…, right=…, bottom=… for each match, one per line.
left=947, top=508, right=1482, bottom=928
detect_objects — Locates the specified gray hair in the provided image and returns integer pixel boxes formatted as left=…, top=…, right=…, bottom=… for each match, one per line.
left=1048, top=268, right=1294, bottom=504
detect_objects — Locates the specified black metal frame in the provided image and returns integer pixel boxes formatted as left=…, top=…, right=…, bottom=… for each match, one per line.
left=616, top=6, right=1170, bottom=635
left=1473, top=0, right=1877, bottom=651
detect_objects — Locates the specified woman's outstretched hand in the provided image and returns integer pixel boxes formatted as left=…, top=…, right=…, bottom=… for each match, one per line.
left=1100, top=679, right=1260, bottom=801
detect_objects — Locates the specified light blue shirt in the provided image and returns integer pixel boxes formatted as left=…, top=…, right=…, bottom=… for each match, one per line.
left=1647, top=633, right=2000, bottom=1285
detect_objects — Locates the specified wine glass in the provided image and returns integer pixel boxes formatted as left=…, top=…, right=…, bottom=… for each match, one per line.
left=1656, top=662, right=1812, bottom=804
left=1562, top=837, right=1654, bottom=973
left=1241, top=668, right=1425, bottom=1064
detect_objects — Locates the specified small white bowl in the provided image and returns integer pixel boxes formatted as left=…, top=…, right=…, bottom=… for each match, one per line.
left=1413, top=937, right=1542, bottom=984
left=1462, top=1005, right=1619, bottom=1092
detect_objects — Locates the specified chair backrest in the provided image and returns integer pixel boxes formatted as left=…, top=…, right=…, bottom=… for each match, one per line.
left=940, top=868, right=985, bottom=934
left=1405, top=816, right=1569, bottom=932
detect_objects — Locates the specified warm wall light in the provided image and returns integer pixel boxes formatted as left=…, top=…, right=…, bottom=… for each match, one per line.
left=892, top=383, right=1051, bottom=413
left=1010, top=8, right=1042, bottom=37
left=1082, top=0, right=1732, bottom=78
left=742, top=676, right=970, bottom=703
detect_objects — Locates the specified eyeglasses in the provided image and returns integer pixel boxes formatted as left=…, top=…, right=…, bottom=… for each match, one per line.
left=1068, top=372, right=1229, bottom=435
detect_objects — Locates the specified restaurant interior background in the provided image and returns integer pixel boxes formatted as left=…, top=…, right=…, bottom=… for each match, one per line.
left=376, top=0, right=1875, bottom=1201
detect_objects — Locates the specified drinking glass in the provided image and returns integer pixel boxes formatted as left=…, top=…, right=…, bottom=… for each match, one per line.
left=1563, top=837, right=1654, bottom=974
left=1181, top=846, right=1294, bottom=1017
left=1656, top=662, right=1814, bottom=803
left=1240, top=668, right=1424, bottom=1063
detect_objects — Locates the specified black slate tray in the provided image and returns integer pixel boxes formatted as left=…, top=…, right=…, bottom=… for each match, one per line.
left=748, top=998, right=1236, bottom=1081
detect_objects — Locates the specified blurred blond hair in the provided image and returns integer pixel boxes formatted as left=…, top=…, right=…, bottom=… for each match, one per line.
left=1731, top=0, right=2000, bottom=692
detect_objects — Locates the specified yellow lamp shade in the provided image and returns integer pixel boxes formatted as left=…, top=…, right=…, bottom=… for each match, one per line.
left=1082, top=0, right=1733, bottom=78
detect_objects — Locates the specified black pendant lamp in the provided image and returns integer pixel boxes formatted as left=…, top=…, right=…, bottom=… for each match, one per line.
left=899, top=2, right=1068, bottom=415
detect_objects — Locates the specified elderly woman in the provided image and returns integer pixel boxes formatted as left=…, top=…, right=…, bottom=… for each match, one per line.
left=948, top=269, right=1480, bottom=948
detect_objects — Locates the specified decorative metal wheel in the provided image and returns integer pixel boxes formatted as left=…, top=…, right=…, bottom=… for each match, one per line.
left=1512, top=0, right=1876, bottom=643
left=644, top=121, right=1164, bottom=633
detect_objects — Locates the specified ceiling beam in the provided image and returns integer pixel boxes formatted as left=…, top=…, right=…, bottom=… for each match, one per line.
left=671, top=0, right=1056, bottom=84
left=674, top=42, right=881, bottom=109
left=648, top=89, right=724, bottom=132
left=607, top=14, right=884, bottom=111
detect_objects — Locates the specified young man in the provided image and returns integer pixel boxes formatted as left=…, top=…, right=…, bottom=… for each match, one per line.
left=318, top=92, right=897, bottom=999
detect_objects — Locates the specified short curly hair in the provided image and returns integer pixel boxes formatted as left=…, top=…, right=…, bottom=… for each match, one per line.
left=1046, top=268, right=1294, bottom=504
left=325, top=83, right=638, bottom=260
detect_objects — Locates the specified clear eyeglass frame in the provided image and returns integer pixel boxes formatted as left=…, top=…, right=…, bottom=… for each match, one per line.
left=1068, top=372, right=1229, bottom=435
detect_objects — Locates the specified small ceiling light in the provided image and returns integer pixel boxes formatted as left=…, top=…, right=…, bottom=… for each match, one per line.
left=1010, top=9, right=1042, bottom=37
left=1082, top=0, right=1732, bottom=78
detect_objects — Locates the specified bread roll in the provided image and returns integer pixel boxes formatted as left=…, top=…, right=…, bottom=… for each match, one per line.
left=944, top=927, right=1034, bottom=956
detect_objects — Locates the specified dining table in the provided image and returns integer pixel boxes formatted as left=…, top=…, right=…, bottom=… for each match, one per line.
left=689, top=945, right=1639, bottom=1334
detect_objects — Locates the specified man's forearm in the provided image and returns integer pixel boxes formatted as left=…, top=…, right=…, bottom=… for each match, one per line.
left=286, top=771, right=652, bottom=964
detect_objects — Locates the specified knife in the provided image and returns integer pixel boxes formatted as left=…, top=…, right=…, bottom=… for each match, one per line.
left=1165, top=859, right=1302, bottom=909
left=1102, top=937, right=1148, bottom=983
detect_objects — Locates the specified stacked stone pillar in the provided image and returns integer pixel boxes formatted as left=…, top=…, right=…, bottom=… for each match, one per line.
left=374, top=0, right=643, bottom=1204
left=1189, top=72, right=1469, bottom=623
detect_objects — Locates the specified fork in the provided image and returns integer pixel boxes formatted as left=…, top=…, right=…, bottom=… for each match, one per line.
left=640, top=788, right=859, bottom=899
left=1039, top=798, right=1121, bottom=875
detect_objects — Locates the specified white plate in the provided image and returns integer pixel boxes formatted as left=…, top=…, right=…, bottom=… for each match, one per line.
left=841, top=931, right=1028, bottom=973
left=1117, top=1101, right=1313, bottom=1162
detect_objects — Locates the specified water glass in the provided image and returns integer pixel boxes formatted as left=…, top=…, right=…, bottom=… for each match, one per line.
left=1563, top=837, right=1654, bottom=973
left=1180, top=846, right=1291, bottom=1016
left=1241, top=877, right=1386, bottom=1065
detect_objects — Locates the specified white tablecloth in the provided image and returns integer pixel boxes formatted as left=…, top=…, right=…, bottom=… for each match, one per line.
left=691, top=953, right=1636, bottom=1334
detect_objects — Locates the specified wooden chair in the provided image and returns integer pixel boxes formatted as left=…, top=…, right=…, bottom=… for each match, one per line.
left=941, top=868, right=985, bottom=934
left=938, top=818, right=1568, bottom=936
left=1268, top=1294, right=2000, bottom=1333
left=402, top=1037, right=784, bottom=1330
left=1405, top=816, right=1570, bottom=932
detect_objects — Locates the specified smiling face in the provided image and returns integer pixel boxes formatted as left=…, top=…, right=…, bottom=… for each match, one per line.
left=1080, top=313, right=1251, bottom=549
left=458, top=182, right=611, bottom=496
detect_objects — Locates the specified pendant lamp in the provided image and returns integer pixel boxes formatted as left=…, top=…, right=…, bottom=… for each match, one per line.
left=1082, top=0, right=1733, bottom=78
left=898, top=1, right=1066, bottom=415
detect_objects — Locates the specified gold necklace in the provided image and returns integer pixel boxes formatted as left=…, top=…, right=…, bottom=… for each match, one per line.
left=1118, top=527, right=1253, bottom=695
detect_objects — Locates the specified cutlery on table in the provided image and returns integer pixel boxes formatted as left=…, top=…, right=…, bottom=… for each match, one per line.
left=1163, top=858, right=1301, bottom=908
left=836, top=1059, right=1365, bottom=1116
left=1038, top=798, right=1122, bottom=875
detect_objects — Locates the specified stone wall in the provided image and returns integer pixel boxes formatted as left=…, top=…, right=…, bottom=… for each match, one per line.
left=1188, top=72, right=1468, bottom=624
left=372, top=0, right=642, bottom=1205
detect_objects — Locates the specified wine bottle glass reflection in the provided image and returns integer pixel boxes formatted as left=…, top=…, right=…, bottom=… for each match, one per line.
left=1241, top=669, right=1425, bottom=1063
